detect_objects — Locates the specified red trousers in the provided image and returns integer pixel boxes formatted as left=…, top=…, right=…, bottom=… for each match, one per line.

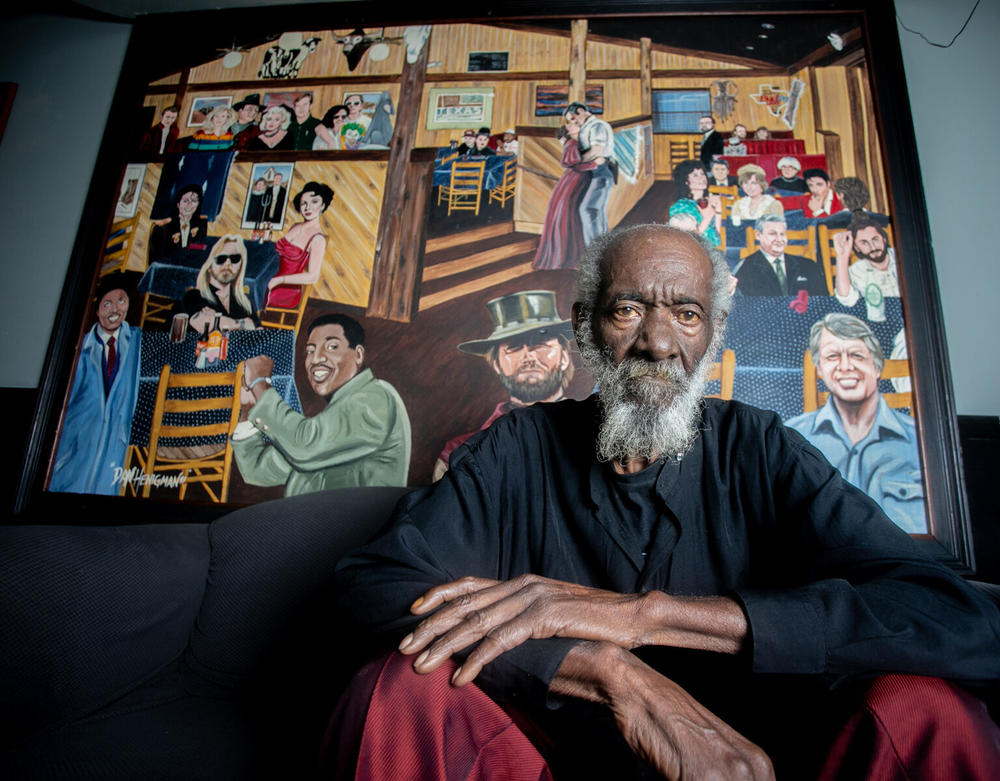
left=320, top=652, right=1000, bottom=780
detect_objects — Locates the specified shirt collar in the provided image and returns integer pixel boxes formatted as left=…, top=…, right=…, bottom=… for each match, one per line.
left=809, top=394, right=908, bottom=442
left=328, top=367, right=374, bottom=403
left=94, top=324, right=122, bottom=344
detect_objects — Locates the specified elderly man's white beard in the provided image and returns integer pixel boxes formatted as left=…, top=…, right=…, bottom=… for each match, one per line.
left=576, top=319, right=723, bottom=463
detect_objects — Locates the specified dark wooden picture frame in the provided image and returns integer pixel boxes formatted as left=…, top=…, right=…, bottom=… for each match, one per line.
left=13, top=1, right=973, bottom=572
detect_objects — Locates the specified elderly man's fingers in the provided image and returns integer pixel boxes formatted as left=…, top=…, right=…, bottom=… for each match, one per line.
left=402, top=578, right=523, bottom=658
left=409, top=590, right=540, bottom=673
left=449, top=617, right=548, bottom=686
left=408, top=576, right=501, bottom=615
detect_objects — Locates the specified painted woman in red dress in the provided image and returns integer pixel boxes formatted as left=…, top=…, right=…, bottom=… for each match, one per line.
left=532, top=121, right=597, bottom=271
left=266, top=181, right=334, bottom=309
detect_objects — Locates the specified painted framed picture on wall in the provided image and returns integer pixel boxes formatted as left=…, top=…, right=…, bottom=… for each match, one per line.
left=16, top=1, right=974, bottom=572
left=425, top=87, right=495, bottom=130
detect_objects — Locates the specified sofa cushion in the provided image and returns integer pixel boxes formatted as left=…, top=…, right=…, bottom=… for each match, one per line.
left=0, top=523, right=210, bottom=747
left=185, top=486, right=410, bottom=686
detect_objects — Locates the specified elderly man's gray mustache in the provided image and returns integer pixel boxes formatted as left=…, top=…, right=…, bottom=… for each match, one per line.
left=624, top=360, right=689, bottom=382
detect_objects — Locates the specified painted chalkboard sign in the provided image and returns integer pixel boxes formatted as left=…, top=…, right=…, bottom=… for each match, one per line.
left=467, top=51, right=508, bottom=72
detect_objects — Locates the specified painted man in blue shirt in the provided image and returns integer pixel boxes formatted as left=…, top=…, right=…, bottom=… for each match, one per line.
left=786, top=313, right=925, bottom=533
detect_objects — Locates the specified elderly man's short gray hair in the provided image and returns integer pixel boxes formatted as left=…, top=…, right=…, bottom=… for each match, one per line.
left=575, top=224, right=733, bottom=322
left=808, top=313, right=885, bottom=374
left=754, top=214, right=787, bottom=233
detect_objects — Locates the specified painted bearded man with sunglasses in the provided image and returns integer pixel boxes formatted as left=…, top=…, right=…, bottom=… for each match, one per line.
left=182, top=234, right=260, bottom=333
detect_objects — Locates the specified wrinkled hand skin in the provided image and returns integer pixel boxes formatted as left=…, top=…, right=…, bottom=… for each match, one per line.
left=398, top=574, right=766, bottom=779
left=399, top=574, right=748, bottom=683
left=558, top=643, right=775, bottom=781
left=398, top=574, right=648, bottom=685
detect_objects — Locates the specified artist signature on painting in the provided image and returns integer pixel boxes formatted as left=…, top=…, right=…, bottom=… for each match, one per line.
left=113, top=467, right=187, bottom=488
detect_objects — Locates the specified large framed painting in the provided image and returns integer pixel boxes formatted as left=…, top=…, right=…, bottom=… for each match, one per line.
left=16, top=2, right=974, bottom=570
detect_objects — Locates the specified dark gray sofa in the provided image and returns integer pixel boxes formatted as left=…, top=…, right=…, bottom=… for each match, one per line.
left=0, top=487, right=411, bottom=780
left=3, top=485, right=998, bottom=779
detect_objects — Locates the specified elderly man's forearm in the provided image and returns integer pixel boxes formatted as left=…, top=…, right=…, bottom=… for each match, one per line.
left=635, top=591, right=748, bottom=655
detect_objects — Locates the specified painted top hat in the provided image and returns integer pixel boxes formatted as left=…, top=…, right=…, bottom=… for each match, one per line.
left=458, top=290, right=573, bottom=356
left=233, top=94, right=263, bottom=111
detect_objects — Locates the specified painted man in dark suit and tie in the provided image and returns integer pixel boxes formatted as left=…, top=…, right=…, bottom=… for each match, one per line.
left=735, top=215, right=828, bottom=297
left=698, top=114, right=725, bottom=167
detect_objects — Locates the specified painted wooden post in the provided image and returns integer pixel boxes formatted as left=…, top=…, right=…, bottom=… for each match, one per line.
left=640, top=37, right=652, bottom=117
left=569, top=19, right=587, bottom=106
left=366, top=28, right=432, bottom=322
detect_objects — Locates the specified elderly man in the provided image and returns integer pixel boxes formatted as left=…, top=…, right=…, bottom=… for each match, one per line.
left=832, top=217, right=898, bottom=322
left=332, top=224, right=1000, bottom=779
left=786, top=313, right=924, bottom=533
left=432, top=290, right=575, bottom=480
left=232, top=313, right=410, bottom=495
left=181, top=234, right=259, bottom=333
left=566, top=101, right=616, bottom=246
left=735, top=214, right=828, bottom=297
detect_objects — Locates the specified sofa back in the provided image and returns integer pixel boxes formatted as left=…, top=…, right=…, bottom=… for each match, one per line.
left=1, top=523, right=210, bottom=746
left=0, top=486, right=411, bottom=754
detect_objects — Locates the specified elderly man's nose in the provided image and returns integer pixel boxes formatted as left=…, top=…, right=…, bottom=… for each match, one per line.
left=636, top=310, right=679, bottom=362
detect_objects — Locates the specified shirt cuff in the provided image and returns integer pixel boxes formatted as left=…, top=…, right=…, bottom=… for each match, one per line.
left=835, top=287, right=859, bottom=308
left=231, top=420, right=260, bottom=441
left=735, top=587, right=826, bottom=675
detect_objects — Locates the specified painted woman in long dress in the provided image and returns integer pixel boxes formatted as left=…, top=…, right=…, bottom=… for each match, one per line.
left=532, top=121, right=596, bottom=271
left=265, top=182, right=333, bottom=309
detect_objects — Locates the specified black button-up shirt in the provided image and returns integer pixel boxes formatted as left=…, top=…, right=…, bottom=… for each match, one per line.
left=336, top=397, right=1000, bottom=705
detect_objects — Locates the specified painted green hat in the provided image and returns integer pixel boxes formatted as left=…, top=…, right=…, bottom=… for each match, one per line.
left=458, top=290, right=573, bottom=356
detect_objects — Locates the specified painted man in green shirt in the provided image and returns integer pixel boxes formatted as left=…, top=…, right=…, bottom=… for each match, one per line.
left=232, top=313, right=411, bottom=495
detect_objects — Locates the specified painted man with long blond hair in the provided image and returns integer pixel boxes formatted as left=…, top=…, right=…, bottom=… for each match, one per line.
left=181, top=234, right=259, bottom=333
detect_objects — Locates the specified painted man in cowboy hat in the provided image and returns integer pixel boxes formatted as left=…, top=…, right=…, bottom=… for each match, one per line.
left=231, top=93, right=263, bottom=149
left=432, top=290, right=575, bottom=480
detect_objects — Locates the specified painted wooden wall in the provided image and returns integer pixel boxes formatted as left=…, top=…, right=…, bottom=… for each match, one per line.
left=123, top=160, right=385, bottom=309
left=134, top=23, right=890, bottom=311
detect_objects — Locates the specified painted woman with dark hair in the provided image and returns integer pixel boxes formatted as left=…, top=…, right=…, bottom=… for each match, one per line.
left=148, top=183, right=209, bottom=261
left=669, top=159, right=722, bottom=246
left=266, top=182, right=334, bottom=309
left=314, top=104, right=349, bottom=150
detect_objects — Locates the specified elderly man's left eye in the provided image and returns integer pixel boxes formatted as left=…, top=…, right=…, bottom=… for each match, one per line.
left=677, top=309, right=701, bottom=323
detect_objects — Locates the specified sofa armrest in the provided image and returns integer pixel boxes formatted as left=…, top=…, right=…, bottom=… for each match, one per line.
left=185, top=486, right=412, bottom=687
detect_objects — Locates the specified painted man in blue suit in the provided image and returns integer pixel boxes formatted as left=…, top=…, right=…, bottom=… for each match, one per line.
left=50, top=275, right=142, bottom=495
